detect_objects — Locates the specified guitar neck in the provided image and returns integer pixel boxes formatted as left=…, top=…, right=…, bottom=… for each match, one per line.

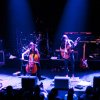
left=83, top=43, right=86, bottom=59
left=74, top=37, right=80, bottom=47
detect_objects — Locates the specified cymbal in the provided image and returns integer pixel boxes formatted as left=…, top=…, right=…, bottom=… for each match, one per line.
left=55, top=49, right=60, bottom=52
left=92, top=53, right=99, bottom=56
left=9, top=55, right=16, bottom=59
left=80, top=41, right=96, bottom=43
left=96, top=38, right=100, bottom=41
left=55, top=49, right=78, bottom=53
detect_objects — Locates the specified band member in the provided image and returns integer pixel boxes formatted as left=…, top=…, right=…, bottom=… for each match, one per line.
left=60, top=34, right=79, bottom=78
left=21, top=42, right=42, bottom=80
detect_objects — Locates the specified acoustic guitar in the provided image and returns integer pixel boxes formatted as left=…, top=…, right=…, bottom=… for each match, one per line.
left=60, top=37, right=80, bottom=59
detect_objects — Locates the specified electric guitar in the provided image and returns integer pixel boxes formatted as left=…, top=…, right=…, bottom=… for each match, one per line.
left=60, top=37, right=80, bottom=59
left=80, top=42, right=88, bottom=68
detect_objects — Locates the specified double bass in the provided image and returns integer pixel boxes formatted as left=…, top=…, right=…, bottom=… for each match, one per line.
left=26, top=52, right=40, bottom=74
left=23, top=34, right=41, bottom=75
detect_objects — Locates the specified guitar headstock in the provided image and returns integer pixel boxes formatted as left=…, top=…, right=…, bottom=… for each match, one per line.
left=74, top=37, right=81, bottom=46
left=77, top=37, right=81, bottom=41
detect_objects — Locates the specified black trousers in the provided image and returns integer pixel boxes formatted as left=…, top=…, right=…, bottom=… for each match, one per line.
left=64, top=52, right=75, bottom=76
left=35, top=63, right=41, bottom=79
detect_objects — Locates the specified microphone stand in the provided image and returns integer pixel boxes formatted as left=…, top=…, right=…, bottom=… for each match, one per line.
left=46, top=32, right=50, bottom=57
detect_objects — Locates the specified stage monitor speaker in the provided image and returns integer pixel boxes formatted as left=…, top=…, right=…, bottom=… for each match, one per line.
left=21, top=76, right=38, bottom=90
left=93, top=76, right=100, bottom=89
left=54, top=76, right=70, bottom=90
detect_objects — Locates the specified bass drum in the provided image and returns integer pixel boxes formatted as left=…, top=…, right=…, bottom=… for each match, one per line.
left=26, top=54, right=39, bottom=74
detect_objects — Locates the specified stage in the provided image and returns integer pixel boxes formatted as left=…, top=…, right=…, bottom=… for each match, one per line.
left=0, top=59, right=100, bottom=99
left=0, top=57, right=100, bottom=99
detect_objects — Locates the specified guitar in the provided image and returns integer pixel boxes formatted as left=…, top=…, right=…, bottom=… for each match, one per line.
left=60, top=37, right=80, bottom=59
left=80, top=42, right=88, bottom=68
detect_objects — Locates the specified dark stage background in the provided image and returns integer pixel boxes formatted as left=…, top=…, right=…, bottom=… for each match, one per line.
left=0, top=0, right=100, bottom=60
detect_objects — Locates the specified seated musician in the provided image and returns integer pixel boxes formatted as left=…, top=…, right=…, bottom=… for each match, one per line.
left=21, top=42, right=42, bottom=80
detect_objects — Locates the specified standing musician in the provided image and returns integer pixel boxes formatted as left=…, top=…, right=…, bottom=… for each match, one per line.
left=21, top=42, right=42, bottom=80
left=60, top=34, right=80, bottom=78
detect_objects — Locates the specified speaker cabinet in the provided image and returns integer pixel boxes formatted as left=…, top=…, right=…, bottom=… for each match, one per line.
left=21, top=76, right=38, bottom=90
left=93, top=76, right=100, bottom=89
left=54, top=76, right=70, bottom=90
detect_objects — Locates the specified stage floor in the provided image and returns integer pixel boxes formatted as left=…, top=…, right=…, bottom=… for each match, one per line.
left=0, top=65, right=100, bottom=90
left=0, top=64, right=100, bottom=99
